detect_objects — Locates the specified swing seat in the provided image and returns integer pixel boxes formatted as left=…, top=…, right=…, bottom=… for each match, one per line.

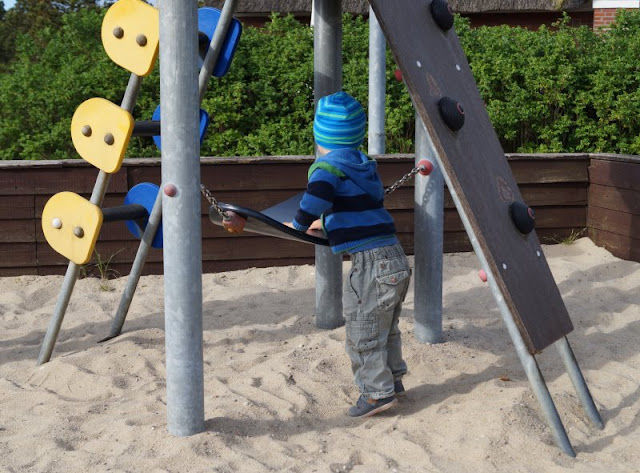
left=208, top=192, right=329, bottom=246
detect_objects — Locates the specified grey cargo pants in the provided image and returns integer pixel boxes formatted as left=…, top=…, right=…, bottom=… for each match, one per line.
left=344, top=243, right=411, bottom=400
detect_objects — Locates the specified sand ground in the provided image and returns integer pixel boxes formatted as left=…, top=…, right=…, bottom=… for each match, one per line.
left=0, top=237, right=638, bottom=472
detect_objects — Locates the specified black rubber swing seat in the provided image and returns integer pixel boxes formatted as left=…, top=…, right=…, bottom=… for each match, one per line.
left=208, top=192, right=329, bottom=246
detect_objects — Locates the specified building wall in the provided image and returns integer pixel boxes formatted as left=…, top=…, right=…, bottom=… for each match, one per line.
left=593, top=0, right=640, bottom=28
left=466, top=11, right=593, bottom=29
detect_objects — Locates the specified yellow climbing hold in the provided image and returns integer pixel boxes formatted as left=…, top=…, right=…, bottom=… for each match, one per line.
left=71, top=97, right=134, bottom=174
left=42, top=192, right=103, bottom=265
left=101, top=0, right=159, bottom=76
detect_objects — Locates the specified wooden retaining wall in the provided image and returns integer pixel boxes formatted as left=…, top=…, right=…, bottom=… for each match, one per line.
left=0, top=153, right=592, bottom=276
left=588, top=154, right=640, bottom=262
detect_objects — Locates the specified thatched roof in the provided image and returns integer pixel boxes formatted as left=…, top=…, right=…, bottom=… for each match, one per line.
left=451, top=0, right=589, bottom=12
left=204, top=1, right=368, bottom=14
left=204, top=1, right=590, bottom=14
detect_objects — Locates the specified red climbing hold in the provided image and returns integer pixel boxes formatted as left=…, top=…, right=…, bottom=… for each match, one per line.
left=163, top=184, right=177, bottom=197
left=417, top=159, right=434, bottom=176
left=478, top=269, right=488, bottom=283
left=394, top=68, right=403, bottom=82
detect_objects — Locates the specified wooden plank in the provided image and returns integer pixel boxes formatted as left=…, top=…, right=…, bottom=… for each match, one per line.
left=589, top=228, right=640, bottom=263
left=0, top=195, right=34, bottom=220
left=588, top=184, right=640, bottom=216
left=442, top=231, right=473, bottom=253
left=33, top=228, right=589, bottom=276
left=440, top=228, right=588, bottom=255
left=128, top=159, right=422, bottom=193
left=37, top=233, right=320, bottom=266
left=370, top=0, right=573, bottom=353
left=588, top=206, right=639, bottom=240
left=203, top=257, right=323, bottom=273
left=533, top=207, right=586, bottom=229
left=106, top=259, right=323, bottom=276
left=0, top=220, right=36, bottom=243
left=520, top=184, right=587, bottom=207
left=590, top=158, right=640, bottom=191
left=0, top=243, right=36, bottom=267
left=384, top=183, right=587, bottom=210
left=0, top=167, right=128, bottom=195
left=206, top=206, right=584, bottom=243
left=38, top=265, right=81, bottom=276
left=510, top=159, right=588, bottom=184
left=30, top=183, right=586, bottom=241
left=203, top=236, right=316, bottom=261
left=36, top=240, right=164, bottom=267
left=48, top=257, right=325, bottom=276
left=131, top=162, right=310, bottom=192
left=392, top=207, right=585, bottom=234
left=588, top=153, right=640, bottom=164
left=0, top=267, right=38, bottom=277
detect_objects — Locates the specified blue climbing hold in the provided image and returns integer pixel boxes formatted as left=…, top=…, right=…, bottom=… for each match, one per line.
left=124, top=183, right=163, bottom=249
left=198, top=7, right=242, bottom=77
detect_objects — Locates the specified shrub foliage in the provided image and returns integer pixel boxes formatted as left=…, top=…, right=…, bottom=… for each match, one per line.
left=2, top=10, right=640, bottom=160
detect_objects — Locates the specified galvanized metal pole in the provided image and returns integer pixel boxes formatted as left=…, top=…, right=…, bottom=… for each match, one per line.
left=555, top=336, right=604, bottom=429
left=419, top=129, right=576, bottom=457
left=102, top=189, right=162, bottom=341
left=413, top=115, right=444, bottom=344
left=313, top=0, right=344, bottom=329
left=159, top=0, right=205, bottom=436
left=105, top=0, right=239, bottom=341
left=37, top=74, right=142, bottom=365
left=368, top=7, right=385, bottom=156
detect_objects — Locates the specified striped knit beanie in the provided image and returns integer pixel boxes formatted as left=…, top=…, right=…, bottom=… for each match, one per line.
left=314, top=92, right=366, bottom=150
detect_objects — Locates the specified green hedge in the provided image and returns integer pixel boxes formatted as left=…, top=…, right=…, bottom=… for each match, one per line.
left=2, top=10, right=640, bottom=160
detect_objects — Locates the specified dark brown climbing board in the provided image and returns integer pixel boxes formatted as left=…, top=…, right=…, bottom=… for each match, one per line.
left=369, top=0, right=574, bottom=353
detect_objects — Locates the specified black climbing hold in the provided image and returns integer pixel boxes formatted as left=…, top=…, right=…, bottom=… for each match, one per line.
left=438, top=97, right=465, bottom=132
left=431, top=0, right=454, bottom=32
left=510, top=201, right=536, bottom=235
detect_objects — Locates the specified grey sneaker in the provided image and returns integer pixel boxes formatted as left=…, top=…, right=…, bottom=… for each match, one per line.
left=347, top=395, right=397, bottom=418
left=394, top=380, right=406, bottom=397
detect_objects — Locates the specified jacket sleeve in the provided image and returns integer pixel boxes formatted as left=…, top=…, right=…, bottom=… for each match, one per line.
left=292, top=169, right=340, bottom=231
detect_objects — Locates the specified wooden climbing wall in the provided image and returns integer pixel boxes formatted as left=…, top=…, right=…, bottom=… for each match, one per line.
left=369, top=0, right=574, bottom=353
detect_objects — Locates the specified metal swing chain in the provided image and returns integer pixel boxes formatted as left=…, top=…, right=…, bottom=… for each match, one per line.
left=201, top=162, right=425, bottom=217
left=384, top=163, right=425, bottom=196
left=200, top=184, right=230, bottom=220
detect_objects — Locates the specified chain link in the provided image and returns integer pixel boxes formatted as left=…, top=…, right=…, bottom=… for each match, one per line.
left=200, top=184, right=230, bottom=220
left=384, top=164, right=424, bottom=196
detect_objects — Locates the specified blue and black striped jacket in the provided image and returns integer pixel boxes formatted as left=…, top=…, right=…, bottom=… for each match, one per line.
left=292, top=148, right=399, bottom=254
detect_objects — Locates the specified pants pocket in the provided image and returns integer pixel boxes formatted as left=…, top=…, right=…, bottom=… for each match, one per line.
left=348, top=267, right=361, bottom=301
left=346, top=317, right=379, bottom=353
left=376, top=269, right=410, bottom=310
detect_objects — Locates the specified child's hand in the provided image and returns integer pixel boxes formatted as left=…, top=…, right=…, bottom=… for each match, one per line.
left=305, top=228, right=326, bottom=239
left=309, top=219, right=323, bottom=231
left=283, top=221, right=325, bottom=239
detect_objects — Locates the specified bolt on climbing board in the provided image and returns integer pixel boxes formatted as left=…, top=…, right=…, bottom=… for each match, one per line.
left=369, top=0, right=574, bottom=353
